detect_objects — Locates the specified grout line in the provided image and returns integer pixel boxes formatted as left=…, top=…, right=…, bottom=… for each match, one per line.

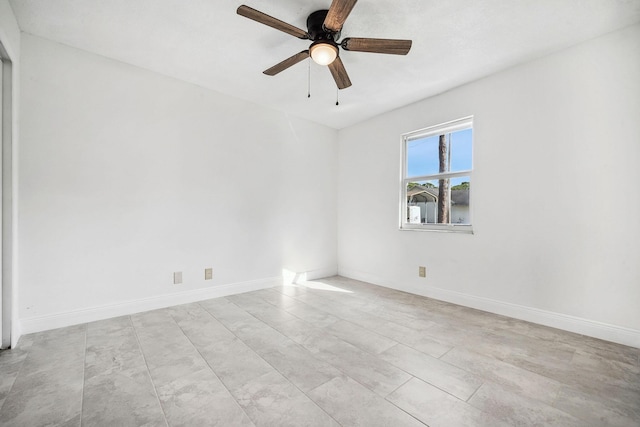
left=283, top=281, right=585, bottom=402
left=381, top=376, right=434, bottom=426
left=79, top=324, right=88, bottom=427
left=232, top=289, right=407, bottom=359
left=278, top=281, right=449, bottom=343
left=380, top=354, right=481, bottom=405
left=129, top=316, right=170, bottom=427
left=168, top=306, right=257, bottom=427
left=384, top=401, right=430, bottom=426
left=226, top=291, right=439, bottom=424
left=441, top=342, right=573, bottom=396
left=0, top=335, right=37, bottom=416
left=197, top=297, right=343, bottom=426
left=438, top=345, right=455, bottom=359
left=548, top=387, right=562, bottom=409
left=265, top=284, right=454, bottom=366
left=465, top=381, right=484, bottom=403
left=384, top=375, right=414, bottom=398
left=275, top=282, right=494, bottom=405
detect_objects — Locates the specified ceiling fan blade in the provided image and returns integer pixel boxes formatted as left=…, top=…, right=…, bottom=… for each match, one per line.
left=342, top=37, right=412, bottom=55
left=237, top=5, right=309, bottom=39
left=324, top=0, right=358, bottom=32
left=263, top=50, right=309, bottom=76
left=328, top=56, right=352, bottom=89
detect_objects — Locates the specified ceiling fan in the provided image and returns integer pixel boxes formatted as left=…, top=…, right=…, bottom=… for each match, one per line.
left=237, top=0, right=412, bottom=90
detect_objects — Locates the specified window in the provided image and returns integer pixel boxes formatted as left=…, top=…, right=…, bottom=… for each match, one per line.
left=400, top=117, right=473, bottom=232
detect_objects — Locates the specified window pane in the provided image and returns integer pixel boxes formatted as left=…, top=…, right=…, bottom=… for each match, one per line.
left=450, top=176, right=471, bottom=224
left=406, top=177, right=470, bottom=225
left=450, top=128, right=472, bottom=172
left=407, top=128, right=472, bottom=178
left=407, top=180, right=439, bottom=224
left=407, top=136, right=440, bottom=177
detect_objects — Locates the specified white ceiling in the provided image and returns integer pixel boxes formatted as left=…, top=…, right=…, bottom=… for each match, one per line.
left=9, top=0, right=640, bottom=129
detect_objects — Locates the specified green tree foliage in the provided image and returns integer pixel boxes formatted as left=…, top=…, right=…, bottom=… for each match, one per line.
left=452, top=182, right=470, bottom=190
left=407, top=182, right=435, bottom=190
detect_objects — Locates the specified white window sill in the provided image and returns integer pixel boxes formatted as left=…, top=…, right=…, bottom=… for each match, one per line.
left=400, top=224, right=474, bottom=234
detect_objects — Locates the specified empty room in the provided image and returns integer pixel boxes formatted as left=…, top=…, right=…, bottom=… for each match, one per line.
left=0, top=0, right=639, bottom=426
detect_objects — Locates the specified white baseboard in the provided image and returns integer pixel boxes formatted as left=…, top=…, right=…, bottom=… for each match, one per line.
left=338, top=269, right=640, bottom=349
left=19, top=276, right=282, bottom=336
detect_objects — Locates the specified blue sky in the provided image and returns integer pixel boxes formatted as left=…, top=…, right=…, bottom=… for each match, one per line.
left=407, top=128, right=472, bottom=186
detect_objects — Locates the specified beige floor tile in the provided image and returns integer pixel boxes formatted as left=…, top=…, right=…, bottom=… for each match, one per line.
left=468, top=381, right=583, bottom=426
left=387, top=377, right=508, bottom=427
left=1, top=277, right=637, bottom=427
left=380, top=343, right=483, bottom=400
left=309, top=376, right=425, bottom=427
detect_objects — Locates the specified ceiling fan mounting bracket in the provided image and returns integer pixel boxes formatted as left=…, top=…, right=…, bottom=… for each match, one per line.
left=307, top=10, right=340, bottom=42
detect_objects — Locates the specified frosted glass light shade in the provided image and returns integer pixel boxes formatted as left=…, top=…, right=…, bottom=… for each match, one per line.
left=310, top=42, right=338, bottom=65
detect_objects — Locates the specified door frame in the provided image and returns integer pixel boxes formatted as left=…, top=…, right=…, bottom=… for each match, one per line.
left=0, top=40, right=13, bottom=349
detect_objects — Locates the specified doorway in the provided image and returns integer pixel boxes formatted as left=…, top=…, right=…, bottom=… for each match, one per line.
left=0, top=41, right=13, bottom=349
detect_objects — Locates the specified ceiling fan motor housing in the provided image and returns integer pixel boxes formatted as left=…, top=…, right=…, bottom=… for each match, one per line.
left=307, top=10, right=340, bottom=42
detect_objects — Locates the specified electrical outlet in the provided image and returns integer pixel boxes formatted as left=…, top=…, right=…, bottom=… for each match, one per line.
left=205, top=268, right=213, bottom=280
left=418, top=266, right=426, bottom=278
left=173, top=272, right=182, bottom=284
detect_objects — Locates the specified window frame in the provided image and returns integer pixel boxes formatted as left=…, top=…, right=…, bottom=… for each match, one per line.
left=400, top=116, right=474, bottom=233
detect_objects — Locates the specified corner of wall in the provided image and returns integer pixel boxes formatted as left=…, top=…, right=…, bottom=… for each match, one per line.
left=0, top=0, right=21, bottom=350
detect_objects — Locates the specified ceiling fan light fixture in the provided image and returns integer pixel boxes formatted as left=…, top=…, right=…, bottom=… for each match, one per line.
left=310, top=41, right=338, bottom=65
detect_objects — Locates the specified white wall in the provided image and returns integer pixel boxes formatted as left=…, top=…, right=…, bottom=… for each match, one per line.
left=18, top=33, right=337, bottom=331
left=0, top=0, right=19, bottom=54
left=338, top=24, right=640, bottom=346
left=0, top=0, right=20, bottom=347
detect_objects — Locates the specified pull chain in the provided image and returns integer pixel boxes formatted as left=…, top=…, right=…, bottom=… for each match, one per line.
left=307, top=57, right=311, bottom=98
left=336, top=87, right=339, bottom=106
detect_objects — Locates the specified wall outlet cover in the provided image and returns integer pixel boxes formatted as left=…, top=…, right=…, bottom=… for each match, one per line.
left=173, top=272, right=182, bottom=284
left=419, top=266, right=426, bottom=278
left=205, top=268, right=213, bottom=280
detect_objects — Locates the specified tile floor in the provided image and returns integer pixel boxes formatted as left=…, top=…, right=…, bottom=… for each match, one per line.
left=0, top=276, right=638, bottom=426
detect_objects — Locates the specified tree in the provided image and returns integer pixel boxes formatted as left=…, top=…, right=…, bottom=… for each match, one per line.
left=408, top=182, right=436, bottom=190
left=437, top=134, right=450, bottom=223
left=452, top=181, right=470, bottom=190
